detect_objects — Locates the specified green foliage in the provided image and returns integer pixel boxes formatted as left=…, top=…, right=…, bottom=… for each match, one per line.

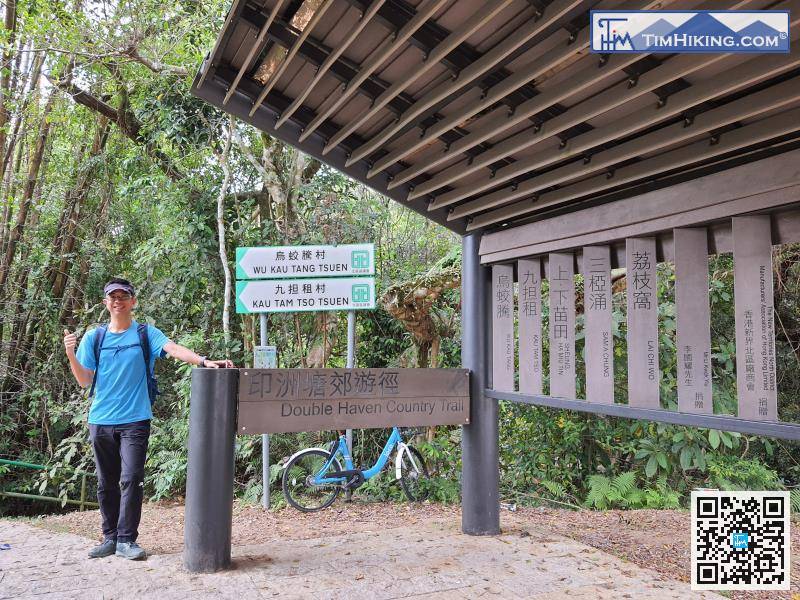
left=585, top=472, right=680, bottom=510
left=791, top=489, right=800, bottom=514
left=706, top=454, right=781, bottom=491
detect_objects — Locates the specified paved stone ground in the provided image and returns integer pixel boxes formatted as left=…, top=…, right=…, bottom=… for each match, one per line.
left=0, top=517, right=723, bottom=599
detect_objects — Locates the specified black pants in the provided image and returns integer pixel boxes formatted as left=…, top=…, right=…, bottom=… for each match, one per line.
left=89, top=420, right=150, bottom=543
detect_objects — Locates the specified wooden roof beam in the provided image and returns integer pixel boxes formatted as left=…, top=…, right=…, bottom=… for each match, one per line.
left=275, top=0, right=386, bottom=128
left=223, top=0, right=288, bottom=105
left=432, top=42, right=800, bottom=210
left=343, top=0, right=585, bottom=166
left=466, top=102, right=800, bottom=231
left=297, top=0, right=451, bottom=143
left=248, top=0, right=337, bottom=117
left=390, top=0, right=777, bottom=192
left=424, top=51, right=729, bottom=206
left=241, top=8, right=413, bottom=114
left=341, top=0, right=540, bottom=104
left=387, top=46, right=637, bottom=191
left=197, top=0, right=246, bottom=90
left=235, top=7, right=501, bottom=161
left=321, top=0, right=517, bottom=155
left=368, top=0, right=680, bottom=180
left=362, top=5, right=595, bottom=166
left=457, top=75, right=800, bottom=220
left=214, top=64, right=364, bottom=153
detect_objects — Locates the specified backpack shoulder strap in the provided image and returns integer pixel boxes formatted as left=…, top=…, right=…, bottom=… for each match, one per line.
left=88, top=325, right=108, bottom=399
left=137, top=323, right=151, bottom=367
left=137, top=323, right=157, bottom=404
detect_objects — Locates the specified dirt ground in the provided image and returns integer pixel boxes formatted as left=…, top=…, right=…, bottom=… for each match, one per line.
left=32, top=500, right=799, bottom=600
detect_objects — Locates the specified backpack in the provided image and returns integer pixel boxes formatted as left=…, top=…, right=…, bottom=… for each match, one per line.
left=88, top=323, right=160, bottom=405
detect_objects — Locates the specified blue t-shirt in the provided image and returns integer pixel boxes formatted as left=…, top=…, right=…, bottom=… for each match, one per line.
left=76, top=321, right=170, bottom=425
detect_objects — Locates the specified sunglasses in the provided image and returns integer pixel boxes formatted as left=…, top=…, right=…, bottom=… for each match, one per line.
left=107, top=293, right=133, bottom=301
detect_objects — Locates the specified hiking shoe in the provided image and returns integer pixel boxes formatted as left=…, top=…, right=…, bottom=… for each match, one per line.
left=115, top=541, right=146, bottom=560
left=88, top=539, right=116, bottom=558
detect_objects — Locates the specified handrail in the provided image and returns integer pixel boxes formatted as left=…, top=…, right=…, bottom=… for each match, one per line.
left=0, top=491, right=99, bottom=509
left=0, top=457, right=94, bottom=477
left=0, top=457, right=97, bottom=510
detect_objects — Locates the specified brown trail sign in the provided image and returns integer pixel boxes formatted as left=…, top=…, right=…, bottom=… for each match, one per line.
left=238, top=368, right=470, bottom=434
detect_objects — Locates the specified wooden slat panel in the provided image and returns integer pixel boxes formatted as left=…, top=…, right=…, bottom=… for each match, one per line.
left=626, top=238, right=660, bottom=408
left=674, top=228, right=713, bottom=414
left=481, top=188, right=800, bottom=265
left=492, top=264, right=515, bottom=392
left=548, top=253, right=576, bottom=398
left=518, top=259, right=543, bottom=395
left=733, top=216, right=778, bottom=420
left=583, top=246, right=614, bottom=404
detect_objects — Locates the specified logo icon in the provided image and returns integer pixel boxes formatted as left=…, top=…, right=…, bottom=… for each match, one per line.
left=351, top=250, right=370, bottom=270
left=596, top=17, right=634, bottom=51
left=591, top=11, right=790, bottom=54
left=352, top=284, right=370, bottom=304
left=731, top=532, right=749, bottom=549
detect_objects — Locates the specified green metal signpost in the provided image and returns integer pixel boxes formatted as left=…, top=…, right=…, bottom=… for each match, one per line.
left=235, top=243, right=375, bottom=509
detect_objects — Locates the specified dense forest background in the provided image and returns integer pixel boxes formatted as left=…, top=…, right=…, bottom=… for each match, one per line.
left=1, top=0, right=799, bottom=516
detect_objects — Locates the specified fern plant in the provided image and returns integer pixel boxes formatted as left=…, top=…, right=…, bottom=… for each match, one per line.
left=585, top=472, right=641, bottom=509
left=540, top=479, right=567, bottom=500
left=645, top=476, right=681, bottom=509
left=585, top=472, right=681, bottom=510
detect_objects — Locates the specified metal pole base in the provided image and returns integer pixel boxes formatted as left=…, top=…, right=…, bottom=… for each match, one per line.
left=184, top=368, right=238, bottom=573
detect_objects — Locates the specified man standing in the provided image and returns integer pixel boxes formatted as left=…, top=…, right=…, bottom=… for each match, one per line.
left=63, top=278, right=232, bottom=560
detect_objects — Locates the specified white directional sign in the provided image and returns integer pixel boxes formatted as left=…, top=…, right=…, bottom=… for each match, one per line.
left=236, top=244, right=374, bottom=279
left=236, top=277, right=375, bottom=314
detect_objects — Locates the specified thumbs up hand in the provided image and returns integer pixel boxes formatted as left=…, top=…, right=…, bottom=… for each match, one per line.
left=63, top=329, right=78, bottom=355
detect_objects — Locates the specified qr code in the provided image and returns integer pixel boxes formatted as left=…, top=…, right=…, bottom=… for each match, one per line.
left=691, top=490, right=791, bottom=590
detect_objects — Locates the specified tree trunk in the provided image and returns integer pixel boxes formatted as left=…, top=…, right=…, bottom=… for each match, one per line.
left=3, top=134, right=51, bottom=385
left=305, top=312, right=338, bottom=367
left=0, top=0, right=17, bottom=196
left=1, top=126, right=28, bottom=251
left=216, top=117, right=234, bottom=351
left=51, top=117, right=110, bottom=299
left=0, top=91, right=55, bottom=291
left=60, top=181, right=113, bottom=327
left=2, top=51, right=43, bottom=178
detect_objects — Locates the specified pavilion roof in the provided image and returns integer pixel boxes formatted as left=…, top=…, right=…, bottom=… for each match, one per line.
left=193, top=0, right=800, bottom=235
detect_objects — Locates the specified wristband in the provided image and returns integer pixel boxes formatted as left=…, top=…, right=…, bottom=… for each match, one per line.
left=199, top=356, right=207, bottom=367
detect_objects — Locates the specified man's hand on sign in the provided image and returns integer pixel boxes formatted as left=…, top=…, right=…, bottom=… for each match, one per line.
left=204, top=359, right=235, bottom=369
left=63, top=329, right=78, bottom=355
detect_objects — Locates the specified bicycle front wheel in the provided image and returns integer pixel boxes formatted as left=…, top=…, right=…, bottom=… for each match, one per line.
left=399, top=445, right=431, bottom=502
left=282, top=449, right=343, bottom=512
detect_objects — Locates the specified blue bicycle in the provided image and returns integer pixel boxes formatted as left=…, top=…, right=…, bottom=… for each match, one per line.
left=282, top=427, right=430, bottom=512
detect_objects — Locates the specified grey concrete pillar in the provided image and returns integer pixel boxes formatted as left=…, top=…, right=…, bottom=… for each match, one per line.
left=184, top=368, right=238, bottom=572
left=461, top=233, right=500, bottom=535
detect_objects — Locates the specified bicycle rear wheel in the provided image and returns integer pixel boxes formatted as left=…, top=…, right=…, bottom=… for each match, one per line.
left=282, top=449, right=343, bottom=512
left=399, top=445, right=431, bottom=502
